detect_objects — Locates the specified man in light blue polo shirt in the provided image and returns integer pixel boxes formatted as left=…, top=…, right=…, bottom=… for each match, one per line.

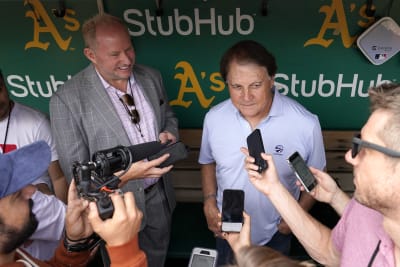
left=199, top=40, right=326, bottom=266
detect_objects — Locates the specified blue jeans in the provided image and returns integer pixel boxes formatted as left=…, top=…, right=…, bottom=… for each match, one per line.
left=216, top=231, right=292, bottom=266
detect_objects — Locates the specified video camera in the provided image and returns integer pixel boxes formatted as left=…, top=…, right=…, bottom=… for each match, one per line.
left=72, top=141, right=188, bottom=220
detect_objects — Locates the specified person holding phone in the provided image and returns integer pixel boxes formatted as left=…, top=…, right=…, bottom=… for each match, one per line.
left=199, top=40, right=326, bottom=265
left=222, top=212, right=314, bottom=267
left=242, top=83, right=400, bottom=267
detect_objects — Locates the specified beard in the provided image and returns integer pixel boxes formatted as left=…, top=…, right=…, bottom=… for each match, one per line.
left=0, top=199, right=39, bottom=254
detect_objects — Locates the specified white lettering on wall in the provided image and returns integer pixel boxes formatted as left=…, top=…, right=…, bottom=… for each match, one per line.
left=124, top=8, right=254, bottom=36
left=7, top=74, right=71, bottom=98
left=5, top=73, right=393, bottom=99
left=275, top=73, right=391, bottom=98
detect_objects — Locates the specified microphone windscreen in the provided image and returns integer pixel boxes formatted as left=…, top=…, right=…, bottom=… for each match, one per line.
left=127, top=141, right=164, bottom=162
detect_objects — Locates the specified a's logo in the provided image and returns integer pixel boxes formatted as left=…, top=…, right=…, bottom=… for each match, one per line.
left=24, top=0, right=80, bottom=51
left=274, top=145, right=284, bottom=154
left=170, top=61, right=225, bottom=108
left=304, top=0, right=375, bottom=48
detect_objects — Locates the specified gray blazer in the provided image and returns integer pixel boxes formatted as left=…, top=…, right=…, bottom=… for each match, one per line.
left=50, top=64, right=178, bottom=222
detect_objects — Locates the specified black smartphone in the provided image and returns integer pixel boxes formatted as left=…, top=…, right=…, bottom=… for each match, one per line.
left=246, top=129, right=268, bottom=173
left=221, top=189, right=245, bottom=232
left=287, top=151, right=317, bottom=192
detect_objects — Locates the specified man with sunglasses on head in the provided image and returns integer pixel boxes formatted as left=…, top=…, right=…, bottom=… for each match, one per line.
left=50, top=13, right=178, bottom=267
left=243, top=83, right=400, bottom=266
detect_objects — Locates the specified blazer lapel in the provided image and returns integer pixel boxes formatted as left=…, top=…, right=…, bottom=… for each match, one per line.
left=84, top=65, right=131, bottom=145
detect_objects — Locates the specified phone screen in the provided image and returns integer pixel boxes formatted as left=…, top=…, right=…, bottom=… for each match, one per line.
left=188, top=248, right=217, bottom=267
left=246, top=129, right=268, bottom=173
left=288, top=152, right=317, bottom=192
left=221, top=189, right=244, bottom=232
left=190, top=254, right=216, bottom=267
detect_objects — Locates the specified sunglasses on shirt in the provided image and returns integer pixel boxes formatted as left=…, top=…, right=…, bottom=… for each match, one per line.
left=119, top=94, right=140, bottom=124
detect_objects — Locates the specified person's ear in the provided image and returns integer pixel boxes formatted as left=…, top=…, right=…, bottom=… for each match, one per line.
left=270, top=76, right=276, bottom=90
left=84, top=48, right=96, bottom=64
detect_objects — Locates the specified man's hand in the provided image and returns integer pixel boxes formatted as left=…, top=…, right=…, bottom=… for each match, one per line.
left=241, top=147, right=281, bottom=196
left=308, top=167, right=350, bottom=216
left=87, top=191, right=143, bottom=247
left=65, top=181, right=93, bottom=240
left=307, top=167, right=340, bottom=205
left=277, top=218, right=291, bottom=235
left=203, top=200, right=222, bottom=238
left=158, top=131, right=177, bottom=144
left=117, top=155, right=173, bottom=186
left=222, top=212, right=251, bottom=255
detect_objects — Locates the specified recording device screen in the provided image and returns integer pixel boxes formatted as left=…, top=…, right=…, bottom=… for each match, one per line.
left=221, top=189, right=244, bottom=232
left=190, top=254, right=216, bottom=267
left=287, top=151, right=317, bottom=192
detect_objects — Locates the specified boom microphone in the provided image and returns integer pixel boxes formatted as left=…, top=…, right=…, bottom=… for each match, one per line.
left=91, top=141, right=166, bottom=178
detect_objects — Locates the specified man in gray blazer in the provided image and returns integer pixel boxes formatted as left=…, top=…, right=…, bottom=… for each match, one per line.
left=50, top=13, right=178, bottom=267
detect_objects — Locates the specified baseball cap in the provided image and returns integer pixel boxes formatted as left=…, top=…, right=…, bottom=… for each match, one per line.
left=0, top=141, right=51, bottom=198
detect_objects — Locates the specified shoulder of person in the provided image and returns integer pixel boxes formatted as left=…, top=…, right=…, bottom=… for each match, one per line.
left=276, top=91, right=319, bottom=121
left=53, top=64, right=93, bottom=95
left=13, top=102, right=48, bottom=122
left=134, top=64, right=161, bottom=77
left=206, top=99, right=232, bottom=115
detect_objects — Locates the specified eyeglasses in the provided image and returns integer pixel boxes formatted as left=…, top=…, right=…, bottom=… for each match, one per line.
left=119, top=94, right=140, bottom=124
left=352, top=133, right=400, bottom=158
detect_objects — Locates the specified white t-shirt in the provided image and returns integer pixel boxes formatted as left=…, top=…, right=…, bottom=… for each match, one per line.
left=0, top=102, right=58, bottom=187
left=22, top=190, right=66, bottom=260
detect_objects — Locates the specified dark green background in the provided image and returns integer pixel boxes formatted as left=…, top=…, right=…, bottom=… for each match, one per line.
left=1, top=0, right=399, bottom=130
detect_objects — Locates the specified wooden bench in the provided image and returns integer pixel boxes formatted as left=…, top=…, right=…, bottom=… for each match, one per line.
left=171, top=129, right=356, bottom=203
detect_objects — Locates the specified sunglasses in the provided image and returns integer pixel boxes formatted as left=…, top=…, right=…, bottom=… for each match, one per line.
left=352, top=133, right=400, bottom=158
left=119, top=94, right=140, bottom=124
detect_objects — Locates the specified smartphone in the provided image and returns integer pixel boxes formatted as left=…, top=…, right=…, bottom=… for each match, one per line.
left=221, top=189, right=245, bottom=232
left=246, top=129, right=268, bottom=173
left=188, top=247, right=218, bottom=267
left=287, top=151, right=317, bottom=192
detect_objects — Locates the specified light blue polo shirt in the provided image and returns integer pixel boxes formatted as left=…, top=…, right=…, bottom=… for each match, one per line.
left=199, top=88, right=326, bottom=245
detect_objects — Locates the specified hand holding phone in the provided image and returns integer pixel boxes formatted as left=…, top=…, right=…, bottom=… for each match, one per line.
left=287, top=151, right=317, bottom=192
left=188, top=247, right=218, bottom=267
left=221, top=189, right=245, bottom=232
left=246, top=129, right=268, bottom=173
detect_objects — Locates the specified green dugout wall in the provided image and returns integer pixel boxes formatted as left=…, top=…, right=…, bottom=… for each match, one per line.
left=1, top=0, right=399, bottom=129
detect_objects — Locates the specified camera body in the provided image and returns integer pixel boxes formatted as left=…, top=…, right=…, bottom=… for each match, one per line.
left=72, top=141, right=189, bottom=220
left=72, top=146, right=131, bottom=220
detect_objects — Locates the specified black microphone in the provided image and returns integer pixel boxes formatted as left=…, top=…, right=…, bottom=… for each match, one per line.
left=128, top=141, right=167, bottom=162
left=92, top=141, right=166, bottom=178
